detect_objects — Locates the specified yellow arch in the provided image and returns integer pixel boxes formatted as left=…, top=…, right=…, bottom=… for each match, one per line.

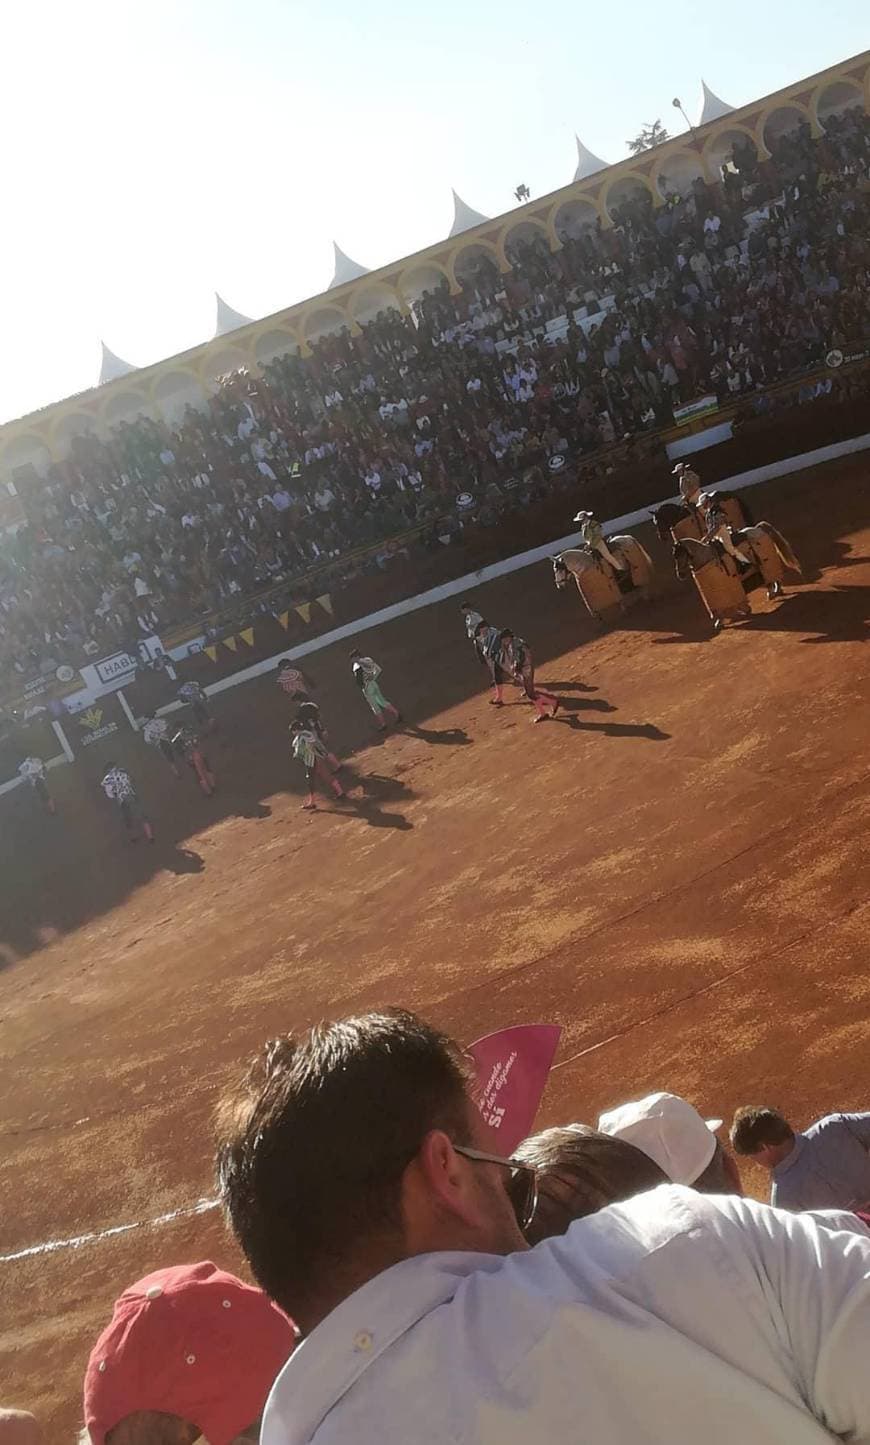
left=395, top=258, right=452, bottom=306
left=810, top=75, right=866, bottom=130
left=701, top=121, right=762, bottom=169
left=445, top=235, right=504, bottom=294
left=650, top=145, right=710, bottom=197
left=298, top=301, right=352, bottom=341
left=99, top=388, right=151, bottom=428
left=197, top=343, right=256, bottom=384
left=347, top=280, right=405, bottom=323
left=548, top=193, right=604, bottom=241
left=757, top=97, right=819, bottom=153
left=600, top=169, right=657, bottom=224
left=147, top=365, right=204, bottom=403
left=251, top=325, right=303, bottom=366
left=48, top=409, right=101, bottom=452
left=0, top=429, right=55, bottom=470
left=495, top=213, right=553, bottom=271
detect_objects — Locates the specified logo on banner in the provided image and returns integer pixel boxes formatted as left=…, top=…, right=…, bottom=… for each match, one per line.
left=468, top=1024, right=562, bottom=1153
left=77, top=706, right=119, bottom=746
left=95, top=651, right=137, bottom=685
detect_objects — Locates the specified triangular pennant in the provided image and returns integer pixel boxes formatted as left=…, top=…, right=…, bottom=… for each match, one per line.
left=316, top=593, right=333, bottom=616
left=276, top=610, right=290, bottom=630
left=295, top=602, right=312, bottom=624
left=239, top=627, right=254, bottom=647
left=468, top=1024, right=562, bottom=1153
left=224, top=635, right=238, bottom=653
left=204, top=645, right=218, bottom=663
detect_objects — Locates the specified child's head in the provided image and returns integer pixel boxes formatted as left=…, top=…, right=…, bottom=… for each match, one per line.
left=277, top=659, right=292, bottom=672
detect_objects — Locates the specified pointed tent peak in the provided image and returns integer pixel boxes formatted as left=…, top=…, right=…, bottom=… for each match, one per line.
left=699, top=80, right=734, bottom=125
left=328, top=242, right=371, bottom=290
left=214, top=292, right=254, bottom=337
left=573, top=135, right=608, bottom=182
left=448, top=189, right=490, bottom=238
left=98, top=341, right=137, bottom=386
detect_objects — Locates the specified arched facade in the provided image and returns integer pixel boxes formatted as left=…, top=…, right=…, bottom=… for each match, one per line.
left=601, top=171, right=657, bottom=223
left=812, top=77, right=865, bottom=126
left=759, top=99, right=818, bottom=153
left=550, top=195, right=603, bottom=240
left=651, top=146, right=709, bottom=199
left=446, top=237, right=505, bottom=294
left=702, top=123, right=761, bottom=177
left=0, top=49, right=866, bottom=465
left=348, top=282, right=405, bottom=325
left=252, top=327, right=301, bottom=367
left=396, top=260, right=452, bottom=306
left=496, top=215, right=555, bottom=270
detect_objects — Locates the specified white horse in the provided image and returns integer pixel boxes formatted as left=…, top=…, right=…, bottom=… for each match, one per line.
left=553, top=535, right=654, bottom=621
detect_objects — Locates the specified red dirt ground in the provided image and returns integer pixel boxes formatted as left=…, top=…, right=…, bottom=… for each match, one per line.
left=1, top=458, right=868, bottom=1437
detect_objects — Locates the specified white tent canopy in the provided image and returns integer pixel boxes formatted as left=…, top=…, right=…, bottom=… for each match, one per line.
left=214, top=292, right=254, bottom=336
left=448, top=189, right=490, bottom=238
left=699, top=80, right=734, bottom=125
left=573, top=135, right=608, bottom=181
left=328, top=242, right=371, bottom=289
left=98, top=341, right=137, bottom=386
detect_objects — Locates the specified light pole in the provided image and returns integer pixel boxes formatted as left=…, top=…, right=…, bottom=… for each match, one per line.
left=672, top=97, right=696, bottom=137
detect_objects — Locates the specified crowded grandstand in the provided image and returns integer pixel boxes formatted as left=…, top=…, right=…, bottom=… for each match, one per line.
left=1, top=82, right=868, bottom=692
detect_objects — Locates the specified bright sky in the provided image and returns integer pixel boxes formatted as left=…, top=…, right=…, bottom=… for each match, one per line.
left=1, top=0, right=867, bottom=424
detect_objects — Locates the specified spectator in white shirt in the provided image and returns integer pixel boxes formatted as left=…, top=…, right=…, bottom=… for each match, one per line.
left=313, top=485, right=336, bottom=513
left=270, top=488, right=293, bottom=512
left=216, top=1009, right=870, bottom=1445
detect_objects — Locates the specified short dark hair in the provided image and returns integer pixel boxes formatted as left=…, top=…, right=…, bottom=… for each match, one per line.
left=512, top=1126, right=668, bottom=1245
left=215, top=1011, right=473, bottom=1314
left=729, top=1106, right=794, bottom=1155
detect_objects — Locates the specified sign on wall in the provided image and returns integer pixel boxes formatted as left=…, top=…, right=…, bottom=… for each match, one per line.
left=74, top=704, right=120, bottom=748
left=95, top=651, right=138, bottom=685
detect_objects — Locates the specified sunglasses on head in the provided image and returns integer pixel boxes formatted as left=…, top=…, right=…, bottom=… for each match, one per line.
left=454, top=1144, right=539, bottom=1232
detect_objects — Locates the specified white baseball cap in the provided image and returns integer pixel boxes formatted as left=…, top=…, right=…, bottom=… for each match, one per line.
left=597, top=1092, right=723, bottom=1185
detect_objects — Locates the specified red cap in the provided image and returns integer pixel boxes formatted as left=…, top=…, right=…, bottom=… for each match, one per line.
left=83, top=1262, right=296, bottom=1445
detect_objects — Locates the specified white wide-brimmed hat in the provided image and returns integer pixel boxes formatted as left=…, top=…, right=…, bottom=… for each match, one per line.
left=598, top=1092, right=723, bottom=1185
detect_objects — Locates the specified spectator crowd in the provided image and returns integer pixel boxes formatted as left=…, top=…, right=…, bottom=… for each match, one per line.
left=2, top=108, right=870, bottom=692
left=5, top=1010, right=870, bottom=1444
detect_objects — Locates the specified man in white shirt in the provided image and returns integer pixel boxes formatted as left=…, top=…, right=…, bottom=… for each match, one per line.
left=216, top=1010, right=870, bottom=1445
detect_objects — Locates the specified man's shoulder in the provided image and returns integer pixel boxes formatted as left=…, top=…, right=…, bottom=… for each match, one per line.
left=808, top=1113, right=856, bottom=1140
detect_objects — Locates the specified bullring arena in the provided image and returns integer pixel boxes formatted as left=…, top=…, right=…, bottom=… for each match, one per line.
left=1, top=454, right=868, bottom=1437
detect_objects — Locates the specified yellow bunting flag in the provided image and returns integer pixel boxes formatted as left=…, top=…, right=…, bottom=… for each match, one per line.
left=276, top=610, right=290, bottom=630
left=224, top=636, right=238, bottom=653
left=295, top=602, right=312, bottom=624
left=239, top=627, right=254, bottom=647
left=316, top=593, right=333, bottom=616
left=204, top=645, right=218, bottom=663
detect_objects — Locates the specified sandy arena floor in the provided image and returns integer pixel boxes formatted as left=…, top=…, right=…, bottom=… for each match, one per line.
left=0, top=459, right=868, bottom=1436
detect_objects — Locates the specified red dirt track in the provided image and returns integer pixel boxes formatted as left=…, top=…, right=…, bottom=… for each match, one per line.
left=1, top=458, right=869, bottom=1436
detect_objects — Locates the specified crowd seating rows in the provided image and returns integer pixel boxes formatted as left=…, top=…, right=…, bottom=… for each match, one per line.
left=1, top=109, right=869, bottom=688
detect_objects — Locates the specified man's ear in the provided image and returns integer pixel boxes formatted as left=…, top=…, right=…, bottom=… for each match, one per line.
left=410, top=1129, right=480, bottom=1229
